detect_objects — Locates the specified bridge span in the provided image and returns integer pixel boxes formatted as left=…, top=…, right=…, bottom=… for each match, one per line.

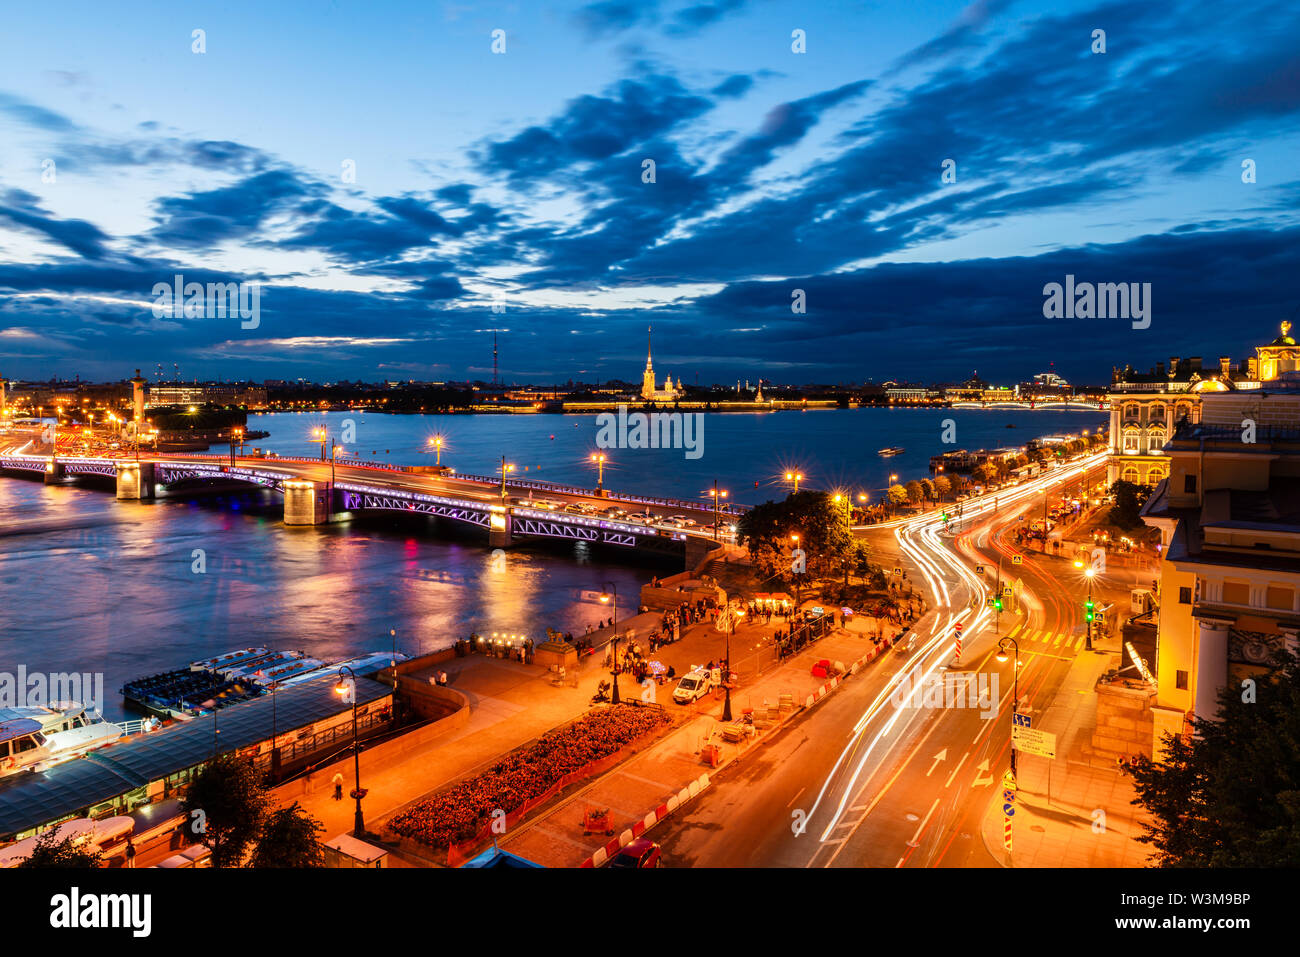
left=0, top=448, right=742, bottom=568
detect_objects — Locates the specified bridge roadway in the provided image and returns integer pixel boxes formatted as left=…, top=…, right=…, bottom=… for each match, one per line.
left=0, top=434, right=741, bottom=564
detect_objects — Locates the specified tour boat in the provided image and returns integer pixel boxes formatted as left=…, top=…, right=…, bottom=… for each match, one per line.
left=0, top=713, right=127, bottom=778
left=878, top=446, right=905, bottom=456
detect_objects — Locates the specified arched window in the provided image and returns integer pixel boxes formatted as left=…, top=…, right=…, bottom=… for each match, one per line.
left=1150, top=404, right=1165, bottom=422
left=1125, top=404, right=1140, bottom=419
left=1122, top=466, right=1140, bottom=484
left=1147, top=465, right=1166, bottom=484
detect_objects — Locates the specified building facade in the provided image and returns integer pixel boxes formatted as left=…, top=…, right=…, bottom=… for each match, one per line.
left=639, top=327, right=683, bottom=402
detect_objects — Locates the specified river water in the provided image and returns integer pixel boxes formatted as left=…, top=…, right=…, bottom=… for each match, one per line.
left=0, top=407, right=1102, bottom=720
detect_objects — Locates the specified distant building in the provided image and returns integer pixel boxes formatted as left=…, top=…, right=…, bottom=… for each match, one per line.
left=639, top=326, right=683, bottom=402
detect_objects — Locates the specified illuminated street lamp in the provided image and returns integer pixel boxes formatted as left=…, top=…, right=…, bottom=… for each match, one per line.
left=599, top=583, right=621, bottom=704
left=427, top=435, right=444, bottom=466
left=311, top=426, right=328, bottom=462
left=590, top=452, right=607, bottom=490
left=790, top=532, right=802, bottom=610
left=499, top=455, right=515, bottom=501
left=333, top=665, right=366, bottom=837
left=784, top=470, right=804, bottom=493
left=708, top=480, right=728, bottom=541
left=996, top=636, right=1022, bottom=774
left=723, top=606, right=744, bottom=721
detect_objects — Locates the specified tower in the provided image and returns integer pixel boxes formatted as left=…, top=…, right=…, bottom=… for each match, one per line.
left=641, top=325, right=657, bottom=400
left=130, top=368, right=147, bottom=428
left=493, top=332, right=499, bottom=387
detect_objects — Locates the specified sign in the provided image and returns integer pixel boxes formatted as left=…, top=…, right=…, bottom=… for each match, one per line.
left=975, top=564, right=985, bottom=575
left=1012, top=726, right=1057, bottom=759
left=1003, top=587, right=1012, bottom=597
left=1012, top=712, right=1031, bottom=729
left=955, top=622, right=964, bottom=634
left=893, top=567, right=902, bottom=576
left=1011, top=555, right=1023, bottom=566
left=986, top=597, right=996, bottom=609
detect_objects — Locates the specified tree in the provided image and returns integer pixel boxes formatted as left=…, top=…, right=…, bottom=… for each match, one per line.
left=1108, top=480, right=1152, bottom=530
left=933, top=475, right=952, bottom=500
left=17, top=830, right=104, bottom=868
left=919, top=478, right=935, bottom=502
left=249, top=802, right=326, bottom=868
left=182, top=754, right=272, bottom=867
left=887, top=484, right=909, bottom=509
left=736, top=490, right=857, bottom=581
left=975, top=463, right=1000, bottom=486
left=1127, top=648, right=1300, bottom=866
left=905, top=480, right=923, bottom=504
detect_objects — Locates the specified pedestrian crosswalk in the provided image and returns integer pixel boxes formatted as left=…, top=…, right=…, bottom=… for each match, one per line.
left=1003, top=625, right=1086, bottom=651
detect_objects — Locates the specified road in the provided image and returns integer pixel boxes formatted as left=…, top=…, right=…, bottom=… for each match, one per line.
left=655, top=452, right=1110, bottom=867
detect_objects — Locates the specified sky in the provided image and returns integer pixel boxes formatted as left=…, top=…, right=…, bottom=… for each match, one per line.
left=0, top=0, right=1298, bottom=387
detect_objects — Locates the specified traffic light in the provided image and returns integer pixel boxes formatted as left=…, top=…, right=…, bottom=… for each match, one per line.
left=1085, top=598, right=1095, bottom=622
left=995, top=597, right=1003, bottom=612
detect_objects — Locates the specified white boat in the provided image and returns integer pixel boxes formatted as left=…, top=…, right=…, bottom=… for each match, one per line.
left=0, top=710, right=126, bottom=778
left=0, top=815, right=134, bottom=867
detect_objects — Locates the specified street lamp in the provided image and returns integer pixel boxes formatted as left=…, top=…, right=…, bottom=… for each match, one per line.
left=599, top=583, right=621, bottom=704
left=499, top=455, right=515, bottom=502
left=428, top=435, right=443, bottom=467
left=333, top=666, right=366, bottom=837
left=590, top=452, right=607, bottom=490
left=708, top=480, right=728, bottom=541
left=790, top=532, right=802, bottom=610
left=230, top=425, right=244, bottom=466
left=312, top=426, right=327, bottom=462
left=995, top=636, right=1021, bottom=774
left=784, top=470, right=803, bottom=493
left=723, top=606, right=744, bottom=721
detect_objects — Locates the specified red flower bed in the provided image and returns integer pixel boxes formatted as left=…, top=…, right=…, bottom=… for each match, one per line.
left=389, top=705, right=668, bottom=848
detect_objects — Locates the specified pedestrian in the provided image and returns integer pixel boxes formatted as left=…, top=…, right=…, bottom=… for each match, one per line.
left=333, top=771, right=344, bottom=801
left=125, top=837, right=136, bottom=868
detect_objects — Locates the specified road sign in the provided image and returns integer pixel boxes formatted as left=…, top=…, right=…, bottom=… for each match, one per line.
left=1012, top=726, right=1057, bottom=759
left=955, top=622, right=964, bottom=634
left=1003, top=586, right=1013, bottom=597
left=1012, top=554, right=1023, bottom=566
left=975, top=564, right=985, bottom=575
left=894, top=566, right=902, bottom=576
left=986, top=597, right=996, bottom=608
left=1012, top=712, right=1031, bottom=729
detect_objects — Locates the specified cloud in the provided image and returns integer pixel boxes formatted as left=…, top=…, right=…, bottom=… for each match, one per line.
left=0, top=189, right=113, bottom=259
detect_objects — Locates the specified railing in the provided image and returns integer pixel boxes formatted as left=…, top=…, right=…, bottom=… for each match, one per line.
left=452, top=472, right=749, bottom=514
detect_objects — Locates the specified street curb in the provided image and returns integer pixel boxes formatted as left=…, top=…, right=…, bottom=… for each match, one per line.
left=578, top=641, right=887, bottom=868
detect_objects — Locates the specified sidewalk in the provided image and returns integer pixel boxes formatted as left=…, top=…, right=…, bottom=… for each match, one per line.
left=498, top=628, right=885, bottom=867
left=979, top=638, right=1153, bottom=867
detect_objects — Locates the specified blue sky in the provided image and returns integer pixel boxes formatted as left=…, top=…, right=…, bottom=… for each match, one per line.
left=1, top=0, right=1298, bottom=386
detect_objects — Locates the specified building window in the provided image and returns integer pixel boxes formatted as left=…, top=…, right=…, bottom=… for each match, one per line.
left=1266, top=586, right=1294, bottom=611
left=1123, top=467, right=1140, bottom=483
left=1222, top=581, right=1250, bottom=605
left=1148, top=466, right=1166, bottom=483
left=1179, top=586, right=1192, bottom=604
left=1176, top=670, right=1189, bottom=690
left=1150, top=404, right=1165, bottom=421
left=1123, top=433, right=1139, bottom=452
left=1183, top=474, right=1197, bottom=494
left=1125, top=404, right=1139, bottom=419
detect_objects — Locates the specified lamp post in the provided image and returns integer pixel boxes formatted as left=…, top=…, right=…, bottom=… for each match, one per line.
left=428, top=435, right=443, bottom=467
left=784, top=471, right=803, bottom=494
left=312, top=426, right=327, bottom=462
left=334, top=666, right=366, bottom=837
left=723, top=606, right=744, bottom=721
left=599, top=583, right=621, bottom=704
left=590, top=452, right=607, bottom=490
left=996, top=636, right=1021, bottom=774
left=790, top=532, right=802, bottom=611
left=499, top=455, right=514, bottom=502
left=709, top=480, right=728, bottom=541
left=230, top=426, right=244, bottom=467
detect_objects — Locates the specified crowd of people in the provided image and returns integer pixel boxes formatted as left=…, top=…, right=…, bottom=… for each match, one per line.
left=388, top=704, right=669, bottom=849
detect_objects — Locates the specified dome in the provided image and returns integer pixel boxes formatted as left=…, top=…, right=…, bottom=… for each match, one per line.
left=1269, top=320, right=1296, bottom=346
left=1189, top=376, right=1231, bottom=392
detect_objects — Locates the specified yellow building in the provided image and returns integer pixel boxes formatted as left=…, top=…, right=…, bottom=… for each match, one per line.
left=639, top=326, right=683, bottom=402
left=1139, top=379, right=1300, bottom=756
left=1107, top=323, right=1298, bottom=487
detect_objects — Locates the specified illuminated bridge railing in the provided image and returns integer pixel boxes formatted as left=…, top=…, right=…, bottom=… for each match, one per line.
left=452, top=473, right=748, bottom=515
left=155, top=462, right=291, bottom=490
left=0, top=455, right=49, bottom=472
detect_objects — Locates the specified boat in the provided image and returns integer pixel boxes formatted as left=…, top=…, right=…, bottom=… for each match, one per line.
left=122, top=647, right=410, bottom=719
left=1, top=712, right=127, bottom=778
left=878, top=446, right=905, bottom=456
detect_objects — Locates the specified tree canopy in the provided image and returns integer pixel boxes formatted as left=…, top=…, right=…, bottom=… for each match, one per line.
left=1128, top=648, right=1300, bottom=866
left=736, top=489, right=860, bottom=581
left=1108, top=480, right=1153, bottom=530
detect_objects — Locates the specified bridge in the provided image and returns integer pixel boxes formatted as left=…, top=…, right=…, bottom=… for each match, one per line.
left=0, top=445, right=744, bottom=568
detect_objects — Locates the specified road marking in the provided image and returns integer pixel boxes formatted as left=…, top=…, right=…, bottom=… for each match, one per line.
left=786, top=786, right=805, bottom=808
left=944, top=750, right=970, bottom=788
left=903, top=798, right=941, bottom=852
left=1053, top=633, right=1064, bottom=647
left=926, top=749, right=948, bottom=777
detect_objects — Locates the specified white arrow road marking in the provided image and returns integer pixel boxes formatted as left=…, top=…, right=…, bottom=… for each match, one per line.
left=944, top=750, right=970, bottom=788
left=926, top=749, right=948, bottom=777
left=971, top=759, right=994, bottom=788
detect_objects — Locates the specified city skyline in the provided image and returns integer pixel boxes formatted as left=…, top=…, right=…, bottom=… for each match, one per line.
left=1, top=0, right=1298, bottom=386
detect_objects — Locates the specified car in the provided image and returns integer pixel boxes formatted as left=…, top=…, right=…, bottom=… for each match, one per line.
left=608, top=838, right=661, bottom=868
left=564, top=502, right=586, bottom=513
left=893, top=631, right=918, bottom=655
left=602, top=506, right=625, bottom=518
left=679, top=518, right=697, bottom=527
left=673, top=669, right=713, bottom=704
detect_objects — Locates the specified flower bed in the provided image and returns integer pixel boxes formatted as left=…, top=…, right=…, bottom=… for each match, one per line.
left=389, top=704, right=669, bottom=850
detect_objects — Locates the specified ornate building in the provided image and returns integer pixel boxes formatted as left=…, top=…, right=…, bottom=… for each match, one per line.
left=1106, top=322, right=1296, bottom=487
left=639, top=326, right=683, bottom=402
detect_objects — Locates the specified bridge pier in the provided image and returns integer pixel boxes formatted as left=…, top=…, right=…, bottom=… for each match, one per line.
left=43, top=459, right=65, bottom=485
left=488, top=507, right=513, bottom=548
left=284, top=480, right=333, bottom=525
left=115, top=461, right=155, bottom=499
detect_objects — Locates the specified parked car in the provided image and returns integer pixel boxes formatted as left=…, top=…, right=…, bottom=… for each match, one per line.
left=609, top=838, right=661, bottom=868
left=673, top=668, right=713, bottom=704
